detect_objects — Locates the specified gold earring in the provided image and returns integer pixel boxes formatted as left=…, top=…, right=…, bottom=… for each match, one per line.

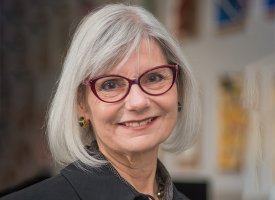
left=78, top=117, right=90, bottom=129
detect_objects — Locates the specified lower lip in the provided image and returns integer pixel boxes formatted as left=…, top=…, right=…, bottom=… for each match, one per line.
left=119, top=117, right=158, bottom=130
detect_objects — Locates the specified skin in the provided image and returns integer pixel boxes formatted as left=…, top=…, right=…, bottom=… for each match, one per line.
left=79, top=39, right=178, bottom=198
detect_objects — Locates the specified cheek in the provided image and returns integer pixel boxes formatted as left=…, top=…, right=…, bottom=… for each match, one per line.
left=156, top=86, right=178, bottom=124
left=86, top=95, right=119, bottom=131
left=166, top=87, right=178, bottom=126
left=86, top=94, right=104, bottom=127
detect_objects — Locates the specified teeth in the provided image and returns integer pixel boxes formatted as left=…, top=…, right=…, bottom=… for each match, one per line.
left=123, top=118, right=153, bottom=127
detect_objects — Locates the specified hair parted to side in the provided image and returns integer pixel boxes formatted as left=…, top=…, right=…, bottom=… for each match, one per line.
left=47, top=4, right=201, bottom=167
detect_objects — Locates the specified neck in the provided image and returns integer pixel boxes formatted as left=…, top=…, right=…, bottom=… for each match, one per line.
left=99, top=145, right=159, bottom=198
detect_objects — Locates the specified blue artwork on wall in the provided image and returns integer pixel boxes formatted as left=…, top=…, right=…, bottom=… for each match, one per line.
left=215, top=0, right=247, bottom=28
left=264, top=0, right=275, bottom=16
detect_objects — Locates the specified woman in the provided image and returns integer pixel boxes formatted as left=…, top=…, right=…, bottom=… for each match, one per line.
left=3, top=4, right=200, bottom=200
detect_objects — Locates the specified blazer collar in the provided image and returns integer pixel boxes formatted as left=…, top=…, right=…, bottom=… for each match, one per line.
left=61, top=163, right=140, bottom=200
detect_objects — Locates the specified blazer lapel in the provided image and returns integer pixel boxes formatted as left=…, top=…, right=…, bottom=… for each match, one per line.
left=61, top=163, right=138, bottom=200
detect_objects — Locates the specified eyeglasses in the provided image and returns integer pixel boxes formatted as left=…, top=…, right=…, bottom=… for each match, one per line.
left=83, top=64, right=178, bottom=103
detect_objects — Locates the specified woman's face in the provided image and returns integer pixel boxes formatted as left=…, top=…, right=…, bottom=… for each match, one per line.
left=81, top=40, right=178, bottom=155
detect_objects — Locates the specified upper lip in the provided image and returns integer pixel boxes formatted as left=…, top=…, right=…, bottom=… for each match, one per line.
left=118, top=116, right=157, bottom=124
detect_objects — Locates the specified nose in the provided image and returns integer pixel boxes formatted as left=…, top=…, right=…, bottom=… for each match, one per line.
left=124, top=84, right=150, bottom=112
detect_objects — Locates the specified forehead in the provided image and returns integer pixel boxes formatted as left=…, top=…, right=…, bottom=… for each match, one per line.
left=103, top=39, right=167, bottom=76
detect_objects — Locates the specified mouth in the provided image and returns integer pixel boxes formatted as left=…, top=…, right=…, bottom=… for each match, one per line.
left=118, top=117, right=157, bottom=128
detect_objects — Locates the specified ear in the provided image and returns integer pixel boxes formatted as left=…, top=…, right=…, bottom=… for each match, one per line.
left=77, top=86, right=90, bottom=119
left=78, top=102, right=90, bottom=119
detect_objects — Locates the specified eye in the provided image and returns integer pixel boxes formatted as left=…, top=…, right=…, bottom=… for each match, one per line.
left=146, top=73, right=164, bottom=83
left=99, top=78, right=126, bottom=91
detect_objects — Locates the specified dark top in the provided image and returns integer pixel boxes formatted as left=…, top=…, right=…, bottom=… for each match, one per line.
left=1, top=144, right=189, bottom=200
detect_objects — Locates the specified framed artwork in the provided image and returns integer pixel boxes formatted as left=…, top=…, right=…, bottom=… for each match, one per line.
left=264, top=0, right=275, bottom=18
left=215, top=0, right=248, bottom=33
left=168, top=0, right=198, bottom=40
left=177, top=0, right=198, bottom=39
left=217, top=73, right=248, bottom=172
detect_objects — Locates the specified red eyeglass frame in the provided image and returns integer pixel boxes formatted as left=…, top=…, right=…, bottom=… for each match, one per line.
left=83, top=64, right=179, bottom=103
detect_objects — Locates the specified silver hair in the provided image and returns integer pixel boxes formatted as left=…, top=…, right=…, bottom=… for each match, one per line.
left=47, top=4, right=201, bottom=167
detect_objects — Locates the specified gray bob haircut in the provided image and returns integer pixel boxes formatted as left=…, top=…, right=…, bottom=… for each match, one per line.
left=47, top=4, right=201, bottom=167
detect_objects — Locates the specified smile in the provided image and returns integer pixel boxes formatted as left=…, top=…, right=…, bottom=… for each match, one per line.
left=120, top=117, right=157, bottom=127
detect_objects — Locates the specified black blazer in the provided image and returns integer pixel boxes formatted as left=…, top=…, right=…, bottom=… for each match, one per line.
left=1, top=163, right=189, bottom=200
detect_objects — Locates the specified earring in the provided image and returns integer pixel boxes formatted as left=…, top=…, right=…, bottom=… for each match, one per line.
left=178, top=102, right=182, bottom=112
left=78, top=117, right=90, bottom=129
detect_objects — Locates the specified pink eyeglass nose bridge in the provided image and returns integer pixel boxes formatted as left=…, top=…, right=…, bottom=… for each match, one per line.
left=130, top=78, right=139, bottom=84
left=127, top=78, right=140, bottom=89
left=124, top=78, right=148, bottom=101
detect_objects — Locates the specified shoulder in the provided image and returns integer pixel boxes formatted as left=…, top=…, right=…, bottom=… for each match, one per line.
left=60, top=163, right=138, bottom=200
left=1, top=174, right=79, bottom=200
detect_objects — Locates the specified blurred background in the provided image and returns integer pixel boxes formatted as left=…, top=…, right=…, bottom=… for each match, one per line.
left=0, top=0, right=274, bottom=200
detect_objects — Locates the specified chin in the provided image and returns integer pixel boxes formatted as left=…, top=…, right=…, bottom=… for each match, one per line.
left=118, top=137, right=165, bottom=154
